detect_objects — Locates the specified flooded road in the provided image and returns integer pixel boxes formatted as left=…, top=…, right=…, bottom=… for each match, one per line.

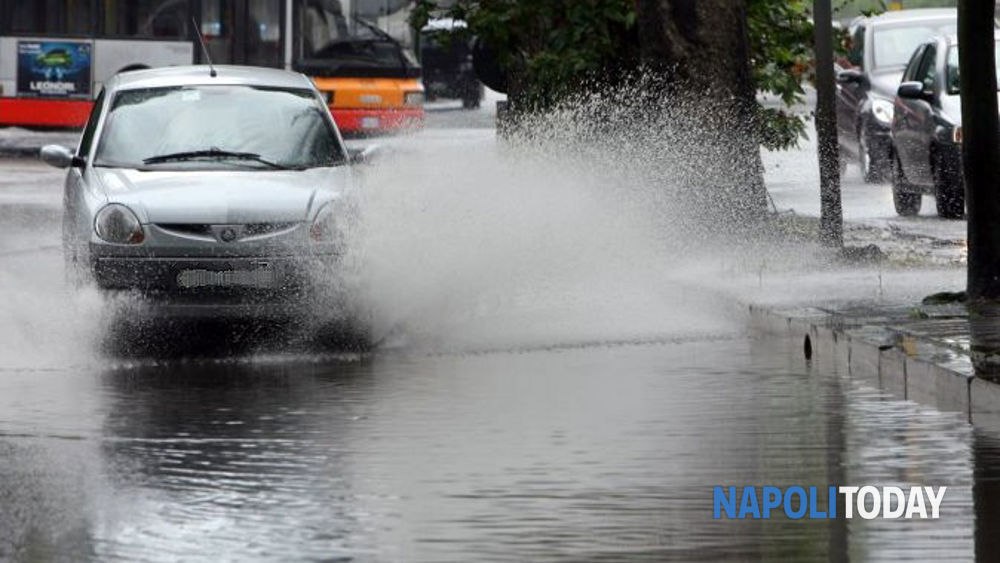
left=0, top=106, right=989, bottom=561
left=3, top=334, right=997, bottom=561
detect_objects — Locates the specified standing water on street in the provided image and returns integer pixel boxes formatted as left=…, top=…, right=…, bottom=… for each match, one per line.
left=0, top=51, right=986, bottom=563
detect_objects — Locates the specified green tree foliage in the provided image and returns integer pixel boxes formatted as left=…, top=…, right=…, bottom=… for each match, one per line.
left=410, top=0, right=831, bottom=149
left=748, top=0, right=813, bottom=149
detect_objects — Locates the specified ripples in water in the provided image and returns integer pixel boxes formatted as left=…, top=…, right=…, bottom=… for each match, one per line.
left=0, top=336, right=995, bottom=561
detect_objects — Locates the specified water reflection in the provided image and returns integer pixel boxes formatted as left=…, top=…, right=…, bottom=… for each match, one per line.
left=1, top=336, right=998, bottom=560
left=967, top=302, right=1000, bottom=380
left=99, top=358, right=377, bottom=560
left=973, top=430, right=1000, bottom=560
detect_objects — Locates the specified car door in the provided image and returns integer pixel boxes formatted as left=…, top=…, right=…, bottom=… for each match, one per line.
left=836, top=23, right=867, bottom=154
left=903, top=43, right=938, bottom=185
left=892, top=44, right=925, bottom=176
left=64, top=87, right=105, bottom=262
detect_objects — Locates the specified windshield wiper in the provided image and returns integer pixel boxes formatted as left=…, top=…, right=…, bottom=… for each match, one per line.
left=353, top=18, right=397, bottom=42
left=142, top=148, right=291, bottom=169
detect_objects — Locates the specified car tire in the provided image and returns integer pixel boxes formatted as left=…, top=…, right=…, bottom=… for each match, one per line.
left=859, top=127, right=888, bottom=184
left=462, top=93, right=480, bottom=109
left=933, top=152, right=965, bottom=219
left=315, top=318, right=373, bottom=352
left=891, top=152, right=921, bottom=217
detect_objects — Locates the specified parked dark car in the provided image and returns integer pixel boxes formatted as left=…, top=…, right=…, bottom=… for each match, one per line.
left=420, top=18, right=484, bottom=109
left=889, top=34, right=996, bottom=218
left=836, top=9, right=957, bottom=183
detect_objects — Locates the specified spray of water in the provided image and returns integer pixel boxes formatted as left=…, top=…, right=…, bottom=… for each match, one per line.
left=335, top=80, right=780, bottom=353
left=0, top=79, right=857, bottom=365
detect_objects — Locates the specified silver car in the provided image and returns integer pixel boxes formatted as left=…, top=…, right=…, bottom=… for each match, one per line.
left=41, top=65, right=359, bottom=322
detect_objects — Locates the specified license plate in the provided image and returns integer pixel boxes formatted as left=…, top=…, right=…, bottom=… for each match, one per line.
left=176, top=268, right=275, bottom=289
left=361, top=116, right=380, bottom=129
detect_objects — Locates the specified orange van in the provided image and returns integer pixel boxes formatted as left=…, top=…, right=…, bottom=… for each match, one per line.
left=296, top=9, right=424, bottom=136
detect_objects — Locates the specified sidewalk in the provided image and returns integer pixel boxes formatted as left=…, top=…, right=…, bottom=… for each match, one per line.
left=748, top=290, right=1000, bottom=430
left=0, top=127, right=80, bottom=158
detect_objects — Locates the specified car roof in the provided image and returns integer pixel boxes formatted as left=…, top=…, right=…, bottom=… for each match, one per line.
left=937, top=32, right=1000, bottom=48
left=867, top=8, right=955, bottom=27
left=107, top=65, right=315, bottom=92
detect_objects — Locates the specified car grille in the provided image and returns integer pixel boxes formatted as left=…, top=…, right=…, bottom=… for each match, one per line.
left=155, top=223, right=298, bottom=241
left=243, top=222, right=296, bottom=236
left=157, top=223, right=213, bottom=237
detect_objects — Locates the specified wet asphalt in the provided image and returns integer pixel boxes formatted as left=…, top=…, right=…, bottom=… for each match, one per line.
left=1, top=103, right=998, bottom=562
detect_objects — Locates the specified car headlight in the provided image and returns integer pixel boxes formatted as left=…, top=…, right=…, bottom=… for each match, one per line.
left=94, top=204, right=144, bottom=244
left=404, top=91, right=425, bottom=106
left=953, top=125, right=963, bottom=144
left=309, top=201, right=348, bottom=249
left=872, top=98, right=894, bottom=125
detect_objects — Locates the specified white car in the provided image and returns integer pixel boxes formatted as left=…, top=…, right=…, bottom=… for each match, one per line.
left=41, top=65, right=364, bottom=332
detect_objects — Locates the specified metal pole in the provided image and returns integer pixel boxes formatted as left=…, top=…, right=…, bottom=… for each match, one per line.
left=814, top=0, right=843, bottom=248
left=960, top=0, right=1000, bottom=301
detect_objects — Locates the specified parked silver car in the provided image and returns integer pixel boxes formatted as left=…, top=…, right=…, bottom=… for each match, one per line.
left=41, top=65, right=359, bottom=322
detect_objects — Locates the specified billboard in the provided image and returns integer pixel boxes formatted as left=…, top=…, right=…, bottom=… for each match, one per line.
left=16, top=41, right=92, bottom=98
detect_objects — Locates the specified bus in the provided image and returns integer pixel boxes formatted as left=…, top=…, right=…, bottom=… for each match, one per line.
left=0, top=0, right=423, bottom=134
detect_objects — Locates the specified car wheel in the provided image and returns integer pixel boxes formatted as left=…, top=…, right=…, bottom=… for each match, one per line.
left=462, top=92, right=480, bottom=109
left=859, top=128, right=888, bottom=184
left=933, top=153, right=965, bottom=219
left=891, top=153, right=921, bottom=217
left=315, top=318, right=373, bottom=352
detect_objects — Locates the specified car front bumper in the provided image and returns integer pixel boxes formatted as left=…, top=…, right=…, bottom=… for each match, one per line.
left=90, top=252, right=343, bottom=319
left=864, top=119, right=892, bottom=146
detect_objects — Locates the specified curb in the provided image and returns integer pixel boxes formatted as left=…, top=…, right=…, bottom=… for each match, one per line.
left=748, top=304, right=1000, bottom=426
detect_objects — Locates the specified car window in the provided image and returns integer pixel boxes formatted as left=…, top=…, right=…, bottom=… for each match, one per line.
left=872, top=19, right=956, bottom=70
left=915, top=44, right=937, bottom=92
left=946, top=41, right=1000, bottom=95
left=902, top=44, right=927, bottom=82
left=78, top=88, right=105, bottom=158
left=94, top=85, right=346, bottom=169
left=849, top=25, right=865, bottom=67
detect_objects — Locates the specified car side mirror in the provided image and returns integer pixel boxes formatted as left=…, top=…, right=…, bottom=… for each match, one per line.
left=836, top=69, right=866, bottom=85
left=348, top=144, right=381, bottom=165
left=40, top=144, right=84, bottom=169
left=897, top=81, right=928, bottom=100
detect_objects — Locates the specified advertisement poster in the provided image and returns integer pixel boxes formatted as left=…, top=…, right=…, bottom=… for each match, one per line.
left=16, top=41, right=92, bottom=98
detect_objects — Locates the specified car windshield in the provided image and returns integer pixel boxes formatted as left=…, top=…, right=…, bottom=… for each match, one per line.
left=95, top=85, right=345, bottom=170
left=873, top=19, right=956, bottom=69
left=946, top=42, right=1000, bottom=94
left=299, top=5, right=417, bottom=74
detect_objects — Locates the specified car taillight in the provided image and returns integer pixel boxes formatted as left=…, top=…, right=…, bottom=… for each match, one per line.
left=404, top=91, right=425, bottom=106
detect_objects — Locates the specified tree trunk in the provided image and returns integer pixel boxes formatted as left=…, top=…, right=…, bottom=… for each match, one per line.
left=959, top=0, right=1000, bottom=301
left=637, top=0, right=768, bottom=219
left=813, top=0, right=843, bottom=247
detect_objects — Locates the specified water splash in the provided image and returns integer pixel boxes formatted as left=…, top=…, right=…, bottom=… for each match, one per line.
left=337, top=83, right=773, bottom=352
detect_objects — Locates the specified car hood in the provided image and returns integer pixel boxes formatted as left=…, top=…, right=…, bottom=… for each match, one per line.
left=870, top=70, right=905, bottom=99
left=94, top=166, right=352, bottom=224
left=939, top=93, right=1000, bottom=126
left=941, top=94, right=963, bottom=124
